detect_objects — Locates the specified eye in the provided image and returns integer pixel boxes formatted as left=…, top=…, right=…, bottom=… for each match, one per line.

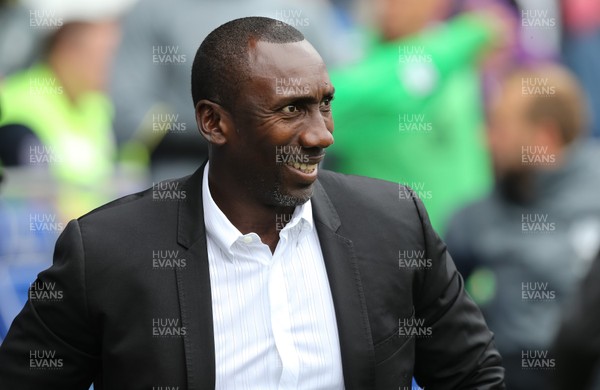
left=320, top=97, right=333, bottom=110
left=281, top=105, right=300, bottom=113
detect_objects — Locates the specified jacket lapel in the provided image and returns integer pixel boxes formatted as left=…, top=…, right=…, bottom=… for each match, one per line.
left=175, top=162, right=216, bottom=390
left=312, top=180, right=376, bottom=390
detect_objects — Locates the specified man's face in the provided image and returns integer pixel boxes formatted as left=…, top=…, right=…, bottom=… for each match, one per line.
left=61, top=21, right=121, bottom=92
left=222, top=40, right=334, bottom=207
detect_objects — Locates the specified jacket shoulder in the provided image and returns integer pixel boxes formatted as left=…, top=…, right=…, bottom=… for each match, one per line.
left=316, top=169, right=427, bottom=232
left=318, top=169, right=400, bottom=196
left=77, top=175, right=191, bottom=227
left=317, top=169, right=419, bottom=210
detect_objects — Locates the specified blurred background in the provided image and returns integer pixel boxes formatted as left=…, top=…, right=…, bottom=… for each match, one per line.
left=1, top=0, right=600, bottom=388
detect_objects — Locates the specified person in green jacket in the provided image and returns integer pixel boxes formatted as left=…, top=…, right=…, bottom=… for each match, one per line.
left=328, top=0, right=509, bottom=232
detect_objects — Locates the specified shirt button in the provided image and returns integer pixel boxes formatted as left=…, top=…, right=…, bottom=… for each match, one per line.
left=242, top=236, right=253, bottom=244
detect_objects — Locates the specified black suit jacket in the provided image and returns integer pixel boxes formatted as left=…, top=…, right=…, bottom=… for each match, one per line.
left=0, top=164, right=504, bottom=389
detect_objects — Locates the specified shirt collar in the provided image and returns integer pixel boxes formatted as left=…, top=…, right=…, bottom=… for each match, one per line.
left=202, top=162, right=314, bottom=258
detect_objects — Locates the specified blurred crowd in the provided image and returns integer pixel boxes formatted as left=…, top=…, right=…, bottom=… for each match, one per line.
left=1, top=0, right=600, bottom=388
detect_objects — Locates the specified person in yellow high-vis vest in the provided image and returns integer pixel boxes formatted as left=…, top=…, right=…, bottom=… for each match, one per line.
left=0, top=18, right=135, bottom=218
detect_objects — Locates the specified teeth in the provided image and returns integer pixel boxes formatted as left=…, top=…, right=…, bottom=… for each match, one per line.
left=285, top=161, right=317, bottom=174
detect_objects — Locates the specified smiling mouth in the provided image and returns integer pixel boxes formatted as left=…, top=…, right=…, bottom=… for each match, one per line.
left=285, top=160, right=318, bottom=174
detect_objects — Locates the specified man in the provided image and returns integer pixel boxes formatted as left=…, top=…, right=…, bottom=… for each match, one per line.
left=0, top=17, right=504, bottom=389
left=446, top=64, right=600, bottom=390
left=0, top=6, right=124, bottom=217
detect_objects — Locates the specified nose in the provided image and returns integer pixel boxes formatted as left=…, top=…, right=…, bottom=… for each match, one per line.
left=298, top=108, right=334, bottom=149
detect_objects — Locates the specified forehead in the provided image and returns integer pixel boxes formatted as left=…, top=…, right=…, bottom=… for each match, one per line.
left=247, top=40, right=329, bottom=83
left=493, top=76, right=531, bottom=114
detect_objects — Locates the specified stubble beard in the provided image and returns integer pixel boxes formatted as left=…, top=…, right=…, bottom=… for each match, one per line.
left=271, top=168, right=312, bottom=207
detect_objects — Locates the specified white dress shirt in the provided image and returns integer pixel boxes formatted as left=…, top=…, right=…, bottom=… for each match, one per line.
left=202, top=164, right=345, bottom=390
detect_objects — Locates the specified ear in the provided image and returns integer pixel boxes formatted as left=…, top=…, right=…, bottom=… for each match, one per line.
left=195, top=100, right=234, bottom=146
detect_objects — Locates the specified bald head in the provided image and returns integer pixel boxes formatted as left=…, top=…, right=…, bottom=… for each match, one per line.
left=191, top=17, right=305, bottom=111
left=504, top=64, right=588, bottom=144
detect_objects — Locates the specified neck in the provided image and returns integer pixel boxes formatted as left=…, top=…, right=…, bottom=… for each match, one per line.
left=207, top=162, right=295, bottom=252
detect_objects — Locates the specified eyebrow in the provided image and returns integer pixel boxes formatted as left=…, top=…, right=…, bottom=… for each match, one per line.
left=277, top=87, right=336, bottom=106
